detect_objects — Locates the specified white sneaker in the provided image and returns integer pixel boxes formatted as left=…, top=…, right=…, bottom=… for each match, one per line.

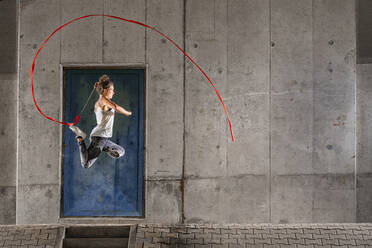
left=69, top=125, right=86, bottom=139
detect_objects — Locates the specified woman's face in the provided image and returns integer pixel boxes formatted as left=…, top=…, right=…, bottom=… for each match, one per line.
left=103, top=84, right=114, bottom=99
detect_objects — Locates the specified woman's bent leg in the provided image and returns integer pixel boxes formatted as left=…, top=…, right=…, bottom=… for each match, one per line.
left=103, top=140, right=125, bottom=158
left=77, top=140, right=90, bottom=168
left=78, top=137, right=107, bottom=168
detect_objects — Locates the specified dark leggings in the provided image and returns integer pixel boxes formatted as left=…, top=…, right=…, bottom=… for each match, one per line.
left=78, top=136, right=125, bottom=168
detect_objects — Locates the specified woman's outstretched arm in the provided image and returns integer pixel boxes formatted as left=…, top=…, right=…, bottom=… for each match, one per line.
left=101, top=96, right=132, bottom=116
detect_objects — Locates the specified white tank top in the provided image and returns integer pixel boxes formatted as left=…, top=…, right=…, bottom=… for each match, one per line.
left=90, top=106, right=115, bottom=138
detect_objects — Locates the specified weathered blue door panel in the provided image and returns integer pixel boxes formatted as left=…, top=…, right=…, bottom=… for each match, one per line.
left=63, top=69, right=144, bottom=217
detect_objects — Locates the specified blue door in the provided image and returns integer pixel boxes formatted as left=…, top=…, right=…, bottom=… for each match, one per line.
left=63, top=69, right=144, bottom=217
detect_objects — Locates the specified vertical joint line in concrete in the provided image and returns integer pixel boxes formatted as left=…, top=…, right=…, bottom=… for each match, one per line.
left=102, top=0, right=105, bottom=63
left=180, top=0, right=187, bottom=225
left=145, top=0, right=148, bottom=63
left=16, top=0, right=21, bottom=224
left=144, top=0, right=148, bottom=220
left=354, top=0, right=358, bottom=222
left=59, top=0, right=63, bottom=221
left=268, top=0, right=272, bottom=223
left=59, top=0, right=62, bottom=63
left=311, top=0, right=315, bottom=222
left=225, top=0, right=229, bottom=177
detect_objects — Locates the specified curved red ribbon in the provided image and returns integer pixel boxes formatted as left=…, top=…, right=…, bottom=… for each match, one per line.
left=31, top=14, right=235, bottom=141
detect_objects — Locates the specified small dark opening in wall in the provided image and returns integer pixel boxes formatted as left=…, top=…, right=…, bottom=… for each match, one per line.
left=63, top=225, right=137, bottom=248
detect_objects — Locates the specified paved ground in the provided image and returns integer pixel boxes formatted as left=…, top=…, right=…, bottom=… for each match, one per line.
left=1, top=223, right=372, bottom=247
left=0, top=225, right=62, bottom=248
left=136, top=224, right=372, bottom=248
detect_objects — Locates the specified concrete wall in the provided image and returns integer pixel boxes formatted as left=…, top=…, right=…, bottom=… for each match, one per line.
left=356, top=64, right=372, bottom=222
left=356, top=0, right=372, bottom=223
left=0, top=0, right=18, bottom=224
left=312, top=0, right=356, bottom=222
left=15, top=0, right=358, bottom=224
left=0, top=73, right=17, bottom=225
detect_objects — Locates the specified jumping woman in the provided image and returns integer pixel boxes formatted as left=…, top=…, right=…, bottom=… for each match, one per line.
left=69, top=74, right=132, bottom=168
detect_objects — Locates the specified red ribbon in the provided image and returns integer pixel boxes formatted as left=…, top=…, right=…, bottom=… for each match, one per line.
left=30, top=14, right=235, bottom=141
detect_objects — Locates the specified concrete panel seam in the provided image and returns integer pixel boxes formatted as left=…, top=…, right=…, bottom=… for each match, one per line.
left=181, top=0, right=186, bottom=225
left=268, top=0, right=272, bottom=223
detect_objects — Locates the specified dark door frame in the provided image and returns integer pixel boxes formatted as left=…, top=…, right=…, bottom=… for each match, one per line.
left=59, top=63, right=147, bottom=221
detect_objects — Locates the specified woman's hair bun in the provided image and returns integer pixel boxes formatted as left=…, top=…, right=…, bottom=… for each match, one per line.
left=99, top=74, right=110, bottom=84
left=95, top=74, right=112, bottom=95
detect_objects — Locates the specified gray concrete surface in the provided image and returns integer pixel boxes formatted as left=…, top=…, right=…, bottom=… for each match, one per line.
left=17, top=185, right=60, bottom=224
left=313, top=0, right=356, bottom=175
left=145, top=0, right=184, bottom=223
left=0, top=74, right=17, bottom=223
left=61, top=0, right=103, bottom=63
left=0, top=0, right=17, bottom=224
left=0, top=186, right=16, bottom=225
left=312, top=0, right=356, bottom=223
left=272, top=174, right=355, bottom=223
left=185, top=176, right=269, bottom=223
left=146, top=0, right=184, bottom=180
left=18, top=0, right=61, bottom=224
left=146, top=180, right=182, bottom=223
left=185, top=0, right=228, bottom=179
left=356, top=64, right=372, bottom=222
left=4, top=0, right=367, bottom=224
left=103, top=0, right=146, bottom=63
left=270, top=0, right=313, bottom=176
